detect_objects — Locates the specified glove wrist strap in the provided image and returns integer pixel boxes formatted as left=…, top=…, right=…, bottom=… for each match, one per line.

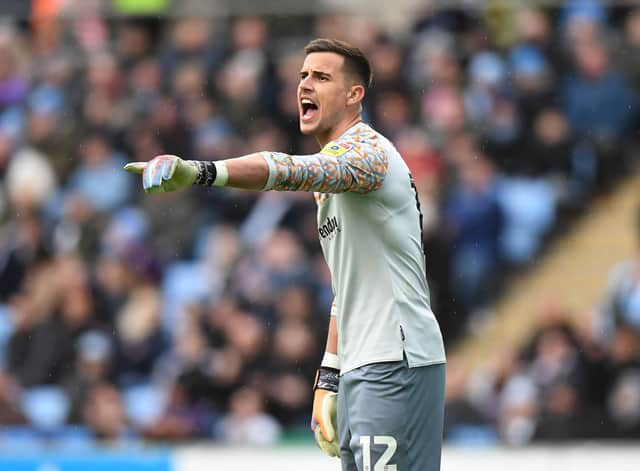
left=314, top=367, right=339, bottom=393
left=192, top=160, right=228, bottom=186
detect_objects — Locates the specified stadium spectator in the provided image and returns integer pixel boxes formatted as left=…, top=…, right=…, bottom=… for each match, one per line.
left=616, top=7, right=640, bottom=91
left=64, top=330, right=114, bottom=423
left=82, top=382, right=134, bottom=441
left=216, top=386, right=282, bottom=445
left=561, top=33, right=637, bottom=185
left=442, top=356, right=494, bottom=444
left=0, top=370, right=24, bottom=425
left=443, top=139, right=503, bottom=313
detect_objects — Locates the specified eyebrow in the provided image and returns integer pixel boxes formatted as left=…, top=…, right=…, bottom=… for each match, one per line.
left=299, top=69, right=332, bottom=79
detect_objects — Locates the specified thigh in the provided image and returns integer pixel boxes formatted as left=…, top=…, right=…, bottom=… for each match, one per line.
left=338, top=386, right=358, bottom=471
left=339, top=361, right=410, bottom=471
left=339, top=361, right=446, bottom=471
left=406, top=363, right=446, bottom=471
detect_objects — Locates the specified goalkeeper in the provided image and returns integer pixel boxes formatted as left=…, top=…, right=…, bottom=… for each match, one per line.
left=126, top=38, right=446, bottom=471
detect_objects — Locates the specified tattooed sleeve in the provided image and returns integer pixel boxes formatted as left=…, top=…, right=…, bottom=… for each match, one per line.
left=261, top=129, right=388, bottom=194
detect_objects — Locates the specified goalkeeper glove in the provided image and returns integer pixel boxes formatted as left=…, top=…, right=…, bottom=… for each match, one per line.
left=124, top=155, right=198, bottom=193
left=311, top=366, right=340, bottom=457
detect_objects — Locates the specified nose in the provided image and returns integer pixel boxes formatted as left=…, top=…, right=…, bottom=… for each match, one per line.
left=299, top=76, right=313, bottom=92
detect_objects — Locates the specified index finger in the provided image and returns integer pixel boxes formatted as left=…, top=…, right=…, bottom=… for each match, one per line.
left=124, top=162, right=147, bottom=174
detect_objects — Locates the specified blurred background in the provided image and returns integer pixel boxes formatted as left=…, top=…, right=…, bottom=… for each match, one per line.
left=0, top=0, right=639, bottom=469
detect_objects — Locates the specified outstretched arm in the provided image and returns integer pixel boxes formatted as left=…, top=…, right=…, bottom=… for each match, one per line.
left=124, top=141, right=387, bottom=194
left=124, top=153, right=270, bottom=192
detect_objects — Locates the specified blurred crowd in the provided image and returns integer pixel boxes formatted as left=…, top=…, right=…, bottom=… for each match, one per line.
left=445, top=211, right=640, bottom=443
left=0, top=0, right=639, bottom=445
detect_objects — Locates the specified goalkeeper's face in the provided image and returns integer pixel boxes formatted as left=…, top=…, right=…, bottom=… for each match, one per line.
left=298, top=52, right=359, bottom=138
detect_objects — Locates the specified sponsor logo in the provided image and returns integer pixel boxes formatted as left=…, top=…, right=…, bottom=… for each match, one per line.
left=322, top=142, right=352, bottom=156
left=318, top=215, right=341, bottom=240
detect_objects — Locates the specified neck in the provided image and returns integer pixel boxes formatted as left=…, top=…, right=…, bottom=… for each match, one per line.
left=315, top=113, right=362, bottom=148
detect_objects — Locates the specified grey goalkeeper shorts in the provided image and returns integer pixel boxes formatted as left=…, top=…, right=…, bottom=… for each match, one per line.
left=337, top=359, right=446, bottom=471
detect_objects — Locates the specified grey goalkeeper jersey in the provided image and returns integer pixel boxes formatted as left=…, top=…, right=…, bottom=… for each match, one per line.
left=262, top=122, right=446, bottom=374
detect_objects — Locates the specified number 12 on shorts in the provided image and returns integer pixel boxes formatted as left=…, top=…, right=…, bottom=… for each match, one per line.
left=360, top=435, right=397, bottom=471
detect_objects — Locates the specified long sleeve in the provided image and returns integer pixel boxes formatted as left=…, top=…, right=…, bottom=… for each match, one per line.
left=260, top=136, right=388, bottom=194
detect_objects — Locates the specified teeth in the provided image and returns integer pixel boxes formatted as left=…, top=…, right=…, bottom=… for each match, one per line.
left=301, top=98, right=314, bottom=105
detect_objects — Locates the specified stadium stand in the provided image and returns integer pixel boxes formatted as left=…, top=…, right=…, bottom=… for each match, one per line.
left=0, top=0, right=639, bottom=448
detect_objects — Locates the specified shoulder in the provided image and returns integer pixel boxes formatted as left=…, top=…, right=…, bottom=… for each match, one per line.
left=322, top=123, right=389, bottom=160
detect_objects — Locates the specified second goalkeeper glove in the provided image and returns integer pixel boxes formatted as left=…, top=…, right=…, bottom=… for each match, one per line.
left=124, top=155, right=198, bottom=193
left=311, top=367, right=340, bottom=457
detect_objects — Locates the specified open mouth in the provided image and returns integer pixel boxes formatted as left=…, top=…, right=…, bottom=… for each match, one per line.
left=300, top=97, right=319, bottom=122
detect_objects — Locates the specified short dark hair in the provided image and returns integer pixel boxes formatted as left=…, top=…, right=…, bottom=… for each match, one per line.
left=304, top=38, right=373, bottom=89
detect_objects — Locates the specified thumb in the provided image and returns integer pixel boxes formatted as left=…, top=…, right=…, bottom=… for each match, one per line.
left=124, top=162, right=147, bottom=174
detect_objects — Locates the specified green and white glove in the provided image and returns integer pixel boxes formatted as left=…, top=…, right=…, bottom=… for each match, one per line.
left=124, top=155, right=203, bottom=193
left=311, top=367, right=340, bottom=457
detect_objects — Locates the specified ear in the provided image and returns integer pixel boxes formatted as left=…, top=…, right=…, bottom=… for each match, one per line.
left=346, top=84, right=365, bottom=107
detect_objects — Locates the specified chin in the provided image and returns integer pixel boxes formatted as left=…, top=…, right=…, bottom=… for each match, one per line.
left=299, top=122, right=317, bottom=135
